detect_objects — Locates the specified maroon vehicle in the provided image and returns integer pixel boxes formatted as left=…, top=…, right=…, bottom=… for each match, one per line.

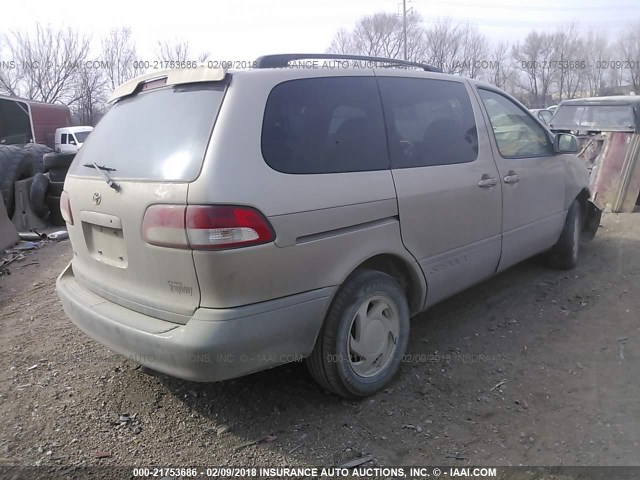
left=550, top=96, right=640, bottom=213
left=0, top=95, right=71, bottom=216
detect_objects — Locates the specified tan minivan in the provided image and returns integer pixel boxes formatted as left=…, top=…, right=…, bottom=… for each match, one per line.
left=57, top=54, right=601, bottom=398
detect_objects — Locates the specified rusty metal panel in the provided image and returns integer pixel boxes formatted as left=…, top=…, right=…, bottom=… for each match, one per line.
left=577, top=132, right=640, bottom=213
left=27, top=101, right=71, bottom=148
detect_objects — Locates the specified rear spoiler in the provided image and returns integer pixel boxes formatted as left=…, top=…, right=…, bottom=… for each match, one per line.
left=109, top=66, right=227, bottom=103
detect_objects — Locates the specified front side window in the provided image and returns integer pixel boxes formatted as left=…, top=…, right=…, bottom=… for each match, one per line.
left=478, top=89, right=552, bottom=158
left=261, top=77, right=388, bottom=174
left=377, top=77, right=478, bottom=169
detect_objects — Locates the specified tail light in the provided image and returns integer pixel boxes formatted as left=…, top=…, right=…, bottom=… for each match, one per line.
left=60, top=191, right=73, bottom=225
left=142, top=204, right=274, bottom=250
left=141, top=205, right=188, bottom=248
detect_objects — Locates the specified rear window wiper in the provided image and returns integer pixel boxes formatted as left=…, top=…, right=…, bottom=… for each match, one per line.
left=83, top=163, right=120, bottom=192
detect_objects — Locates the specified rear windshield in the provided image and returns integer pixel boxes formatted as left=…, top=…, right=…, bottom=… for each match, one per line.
left=69, top=84, right=225, bottom=181
left=550, top=104, right=636, bottom=131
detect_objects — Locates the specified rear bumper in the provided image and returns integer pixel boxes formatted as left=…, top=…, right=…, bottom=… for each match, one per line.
left=56, top=263, right=334, bottom=382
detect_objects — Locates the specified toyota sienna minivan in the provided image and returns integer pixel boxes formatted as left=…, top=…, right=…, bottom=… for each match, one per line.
left=56, top=54, right=601, bottom=398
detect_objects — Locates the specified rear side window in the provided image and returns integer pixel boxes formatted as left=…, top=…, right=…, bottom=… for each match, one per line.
left=69, top=84, right=225, bottom=181
left=261, top=77, right=388, bottom=174
left=377, top=77, right=478, bottom=169
left=61, top=133, right=67, bottom=144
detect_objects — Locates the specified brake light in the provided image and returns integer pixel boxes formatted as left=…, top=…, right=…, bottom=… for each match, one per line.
left=186, top=205, right=274, bottom=249
left=141, top=205, right=274, bottom=250
left=60, top=191, right=73, bottom=225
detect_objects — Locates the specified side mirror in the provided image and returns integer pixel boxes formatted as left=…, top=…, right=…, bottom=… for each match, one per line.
left=554, top=133, right=578, bottom=154
left=69, top=140, right=76, bottom=145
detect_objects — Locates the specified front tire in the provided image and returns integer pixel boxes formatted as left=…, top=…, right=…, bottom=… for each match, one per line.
left=306, top=269, right=410, bottom=398
left=547, top=199, right=582, bottom=270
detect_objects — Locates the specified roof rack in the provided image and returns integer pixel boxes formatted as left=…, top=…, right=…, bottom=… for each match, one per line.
left=254, top=53, right=442, bottom=72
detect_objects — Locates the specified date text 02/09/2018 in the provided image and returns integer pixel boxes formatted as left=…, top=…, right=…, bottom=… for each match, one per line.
left=130, top=466, right=499, bottom=478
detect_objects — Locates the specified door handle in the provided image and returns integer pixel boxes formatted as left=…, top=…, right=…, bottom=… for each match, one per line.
left=504, top=171, right=519, bottom=184
left=477, top=176, right=498, bottom=188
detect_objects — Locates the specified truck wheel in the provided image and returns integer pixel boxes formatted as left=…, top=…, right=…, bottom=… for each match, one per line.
left=306, top=269, right=410, bottom=398
left=0, top=145, right=35, bottom=218
left=30, top=172, right=50, bottom=219
left=546, top=199, right=582, bottom=270
left=43, top=152, right=75, bottom=170
left=22, top=143, right=53, bottom=175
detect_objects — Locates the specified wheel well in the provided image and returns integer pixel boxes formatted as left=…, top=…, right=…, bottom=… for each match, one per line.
left=356, top=254, right=423, bottom=314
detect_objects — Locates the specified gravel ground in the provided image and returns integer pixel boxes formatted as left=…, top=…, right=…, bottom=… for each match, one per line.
left=1, top=213, right=639, bottom=472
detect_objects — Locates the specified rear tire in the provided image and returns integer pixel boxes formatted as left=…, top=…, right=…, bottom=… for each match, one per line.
left=30, top=172, right=50, bottom=219
left=0, top=145, right=34, bottom=218
left=546, top=199, right=582, bottom=270
left=306, top=269, right=410, bottom=398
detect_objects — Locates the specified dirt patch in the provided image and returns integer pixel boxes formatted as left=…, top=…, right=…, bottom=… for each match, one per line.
left=1, top=214, right=639, bottom=468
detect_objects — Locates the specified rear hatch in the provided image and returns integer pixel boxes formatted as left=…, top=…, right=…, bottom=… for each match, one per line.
left=64, top=80, right=226, bottom=323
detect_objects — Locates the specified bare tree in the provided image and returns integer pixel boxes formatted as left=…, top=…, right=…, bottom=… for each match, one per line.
left=512, top=31, right=557, bottom=107
left=423, top=19, right=465, bottom=74
left=327, top=12, right=426, bottom=62
left=483, top=41, right=516, bottom=93
left=551, top=25, right=585, bottom=101
left=327, top=28, right=356, bottom=55
left=0, top=35, right=23, bottom=96
left=582, top=30, right=610, bottom=97
left=618, top=21, right=640, bottom=94
left=457, top=24, right=489, bottom=79
left=73, top=64, right=107, bottom=125
left=1, top=23, right=90, bottom=104
left=102, top=27, right=141, bottom=90
left=156, top=39, right=210, bottom=63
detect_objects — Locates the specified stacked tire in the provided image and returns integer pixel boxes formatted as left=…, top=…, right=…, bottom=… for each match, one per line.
left=22, top=143, right=53, bottom=175
left=30, top=151, right=75, bottom=226
left=0, top=145, right=35, bottom=218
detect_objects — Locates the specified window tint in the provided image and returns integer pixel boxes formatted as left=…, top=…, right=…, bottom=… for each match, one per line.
left=478, top=89, right=552, bottom=158
left=61, top=133, right=67, bottom=144
left=377, top=77, right=478, bottom=168
left=68, top=84, right=225, bottom=181
left=551, top=104, right=635, bottom=131
left=261, top=77, right=388, bottom=174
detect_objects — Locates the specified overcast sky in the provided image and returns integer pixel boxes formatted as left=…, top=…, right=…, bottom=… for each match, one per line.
left=1, top=0, right=638, bottom=61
